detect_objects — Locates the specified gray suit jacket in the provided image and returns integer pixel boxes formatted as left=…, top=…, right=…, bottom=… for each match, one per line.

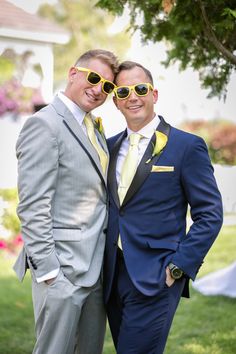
left=14, top=96, right=109, bottom=287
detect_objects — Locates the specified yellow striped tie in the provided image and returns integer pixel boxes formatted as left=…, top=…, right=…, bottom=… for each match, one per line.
left=118, top=133, right=142, bottom=204
left=84, top=114, right=108, bottom=174
left=117, top=133, right=142, bottom=248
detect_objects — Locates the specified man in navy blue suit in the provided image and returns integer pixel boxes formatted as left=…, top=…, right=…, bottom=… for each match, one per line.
left=104, top=60, right=223, bottom=354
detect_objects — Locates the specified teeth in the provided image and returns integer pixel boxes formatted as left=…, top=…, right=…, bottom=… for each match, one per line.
left=86, top=92, right=97, bottom=101
left=128, top=105, right=141, bottom=110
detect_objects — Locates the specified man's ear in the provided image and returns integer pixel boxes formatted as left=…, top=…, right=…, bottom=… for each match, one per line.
left=153, top=89, right=158, bottom=104
left=68, top=67, right=77, bottom=82
left=113, top=95, right=119, bottom=110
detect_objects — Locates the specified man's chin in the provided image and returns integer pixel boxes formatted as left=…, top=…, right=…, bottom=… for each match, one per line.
left=82, top=102, right=100, bottom=112
left=86, top=99, right=105, bottom=111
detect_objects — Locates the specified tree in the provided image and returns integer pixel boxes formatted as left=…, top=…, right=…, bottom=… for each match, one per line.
left=96, top=0, right=236, bottom=99
left=38, top=0, right=130, bottom=86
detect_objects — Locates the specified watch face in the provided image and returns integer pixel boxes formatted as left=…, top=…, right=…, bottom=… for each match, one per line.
left=168, top=263, right=183, bottom=279
left=172, top=268, right=183, bottom=279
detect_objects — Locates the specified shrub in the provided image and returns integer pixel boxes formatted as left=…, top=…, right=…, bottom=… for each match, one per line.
left=0, top=79, right=44, bottom=118
left=180, top=120, right=236, bottom=165
left=0, top=189, right=21, bottom=254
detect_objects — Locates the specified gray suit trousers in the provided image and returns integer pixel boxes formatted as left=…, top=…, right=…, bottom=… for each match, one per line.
left=31, top=270, right=106, bottom=354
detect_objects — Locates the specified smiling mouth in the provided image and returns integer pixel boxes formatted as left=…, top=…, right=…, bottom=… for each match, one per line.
left=128, top=105, right=142, bottom=110
left=86, top=91, right=99, bottom=102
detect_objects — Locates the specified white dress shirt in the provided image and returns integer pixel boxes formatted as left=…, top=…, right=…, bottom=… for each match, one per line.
left=116, top=114, right=160, bottom=185
left=58, top=91, right=87, bottom=133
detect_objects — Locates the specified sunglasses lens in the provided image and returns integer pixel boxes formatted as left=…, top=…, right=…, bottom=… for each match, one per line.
left=87, top=72, right=101, bottom=85
left=116, top=87, right=130, bottom=99
left=135, top=84, right=149, bottom=96
left=103, top=81, right=115, bottom=94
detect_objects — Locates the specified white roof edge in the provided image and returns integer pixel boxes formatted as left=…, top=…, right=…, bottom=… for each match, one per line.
left=0, top=27, right=70, bottom=44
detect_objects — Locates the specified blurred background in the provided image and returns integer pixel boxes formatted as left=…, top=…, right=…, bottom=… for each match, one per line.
left=0, top=1, right=235, bottom=353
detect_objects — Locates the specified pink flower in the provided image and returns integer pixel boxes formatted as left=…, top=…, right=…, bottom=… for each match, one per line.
left=0, top=240, right=7, bottom=249
left=13, top=234, right=23, bottom=246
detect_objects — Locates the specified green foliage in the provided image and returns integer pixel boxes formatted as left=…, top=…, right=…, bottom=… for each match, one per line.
left=0, top=57, right=14, bottom=83
left=96, top=0, right=236, bottom=99
left=180, top=120, right=236, bottom=165
left=38, top=0, right=130, bottom=86
left=0, top=224, right=236, bottom=353
left=0, top=189, right=20, bottom=236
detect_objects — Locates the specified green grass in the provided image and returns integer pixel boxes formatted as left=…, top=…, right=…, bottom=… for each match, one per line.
left=0, top=225, right=236, bottom=354
left=165, top=224, right=236, bottom=354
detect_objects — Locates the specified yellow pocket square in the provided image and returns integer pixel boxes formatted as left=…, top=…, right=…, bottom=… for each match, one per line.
left=151, top=165, right=174, bottom=172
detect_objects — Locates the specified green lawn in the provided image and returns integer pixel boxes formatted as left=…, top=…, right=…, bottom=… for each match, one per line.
left=0, top=224, right=235, bottom=354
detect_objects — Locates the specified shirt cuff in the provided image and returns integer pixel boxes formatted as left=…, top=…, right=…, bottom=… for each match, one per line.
left=36, top=268, right=60, bottom=283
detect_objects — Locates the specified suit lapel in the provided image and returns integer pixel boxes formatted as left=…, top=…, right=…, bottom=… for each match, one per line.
left=122, top=116, right=171, bottom=207
left=108, top=131, right=127, bottom=208
left=156, top=115, right=171, bottom=137
left=52, top=97, right=107, bottom=187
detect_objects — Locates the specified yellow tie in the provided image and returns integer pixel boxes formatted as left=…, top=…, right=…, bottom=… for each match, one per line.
left=84, top=114, right=108, bottom=174
left=118, top=133, right=142, bottom=204
left=117, top=133, right=142, bottom=249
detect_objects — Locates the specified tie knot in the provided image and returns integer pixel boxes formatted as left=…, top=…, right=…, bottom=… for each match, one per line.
left=129, top=133, right=141, bottom=146
left=84, top=114, right=93, bottom=129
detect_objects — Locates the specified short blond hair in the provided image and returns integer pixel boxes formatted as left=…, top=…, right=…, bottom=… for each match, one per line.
left=74, top=49, right=119, bottom=75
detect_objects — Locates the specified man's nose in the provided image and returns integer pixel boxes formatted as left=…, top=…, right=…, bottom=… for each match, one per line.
left=92, top=82, right=103, bottom=94
left=129, top=89, right=138, bottom=100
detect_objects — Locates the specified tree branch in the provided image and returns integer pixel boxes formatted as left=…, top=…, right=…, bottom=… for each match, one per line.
left=197, top=0, right=236, bottom=66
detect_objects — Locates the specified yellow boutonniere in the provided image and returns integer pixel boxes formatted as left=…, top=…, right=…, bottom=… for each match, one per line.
left=94, top=117, right=105, bottom=139
left=146, top=131, right=168, bottom=163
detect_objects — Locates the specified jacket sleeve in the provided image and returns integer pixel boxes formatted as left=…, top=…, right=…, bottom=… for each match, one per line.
left=171, top=136, right=223, bottom=280
left=16, top=115, right=60, bottom=279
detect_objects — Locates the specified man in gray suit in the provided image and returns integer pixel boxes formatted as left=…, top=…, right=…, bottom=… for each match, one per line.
left=14, top=49, right=119, bottom=354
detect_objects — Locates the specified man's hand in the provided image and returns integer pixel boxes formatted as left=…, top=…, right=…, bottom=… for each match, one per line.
left=44, top=277, right=56, bottom=285
left=165, top=266, right=175, bottom=287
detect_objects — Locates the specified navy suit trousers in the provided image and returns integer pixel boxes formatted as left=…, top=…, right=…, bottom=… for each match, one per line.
left=107, top=250, right=186, bottom=354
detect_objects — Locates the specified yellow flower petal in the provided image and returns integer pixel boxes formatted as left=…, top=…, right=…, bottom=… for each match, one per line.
left=95, top=117, right=104, bottom=135
left=153, top=131, right=168, bottom=156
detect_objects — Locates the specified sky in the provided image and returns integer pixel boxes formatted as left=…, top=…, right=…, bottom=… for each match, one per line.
left=1, top=0, right=236, bottom=189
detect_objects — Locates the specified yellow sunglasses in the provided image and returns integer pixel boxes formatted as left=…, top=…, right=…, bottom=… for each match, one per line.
left=75, top=67, right=115, bottom=94
left=114, top=83, right=154, bottom=100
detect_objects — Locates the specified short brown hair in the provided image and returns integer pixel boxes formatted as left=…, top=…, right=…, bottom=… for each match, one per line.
left=115, top=61, right=153, bottom=85
left=74, top=49, right=119, bottom=75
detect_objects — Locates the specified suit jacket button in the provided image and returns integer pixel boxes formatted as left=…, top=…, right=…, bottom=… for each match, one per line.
left=119, top=210, right=124, bottom=216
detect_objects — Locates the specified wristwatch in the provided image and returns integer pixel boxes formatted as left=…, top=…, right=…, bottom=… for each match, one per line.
left=168, top=263, right=184, bottom=280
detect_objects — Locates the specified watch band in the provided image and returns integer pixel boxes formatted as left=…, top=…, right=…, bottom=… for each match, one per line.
left=168, top=262, right=184, bottom=280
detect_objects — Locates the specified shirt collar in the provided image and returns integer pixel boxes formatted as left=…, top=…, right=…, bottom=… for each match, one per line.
left=58, top=92, right=86, bottom=126
left=127, top=114, right=160, bottom=139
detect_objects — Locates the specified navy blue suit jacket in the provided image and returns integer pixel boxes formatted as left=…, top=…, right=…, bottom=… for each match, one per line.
left=104, top=117, right=223, bottom=303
